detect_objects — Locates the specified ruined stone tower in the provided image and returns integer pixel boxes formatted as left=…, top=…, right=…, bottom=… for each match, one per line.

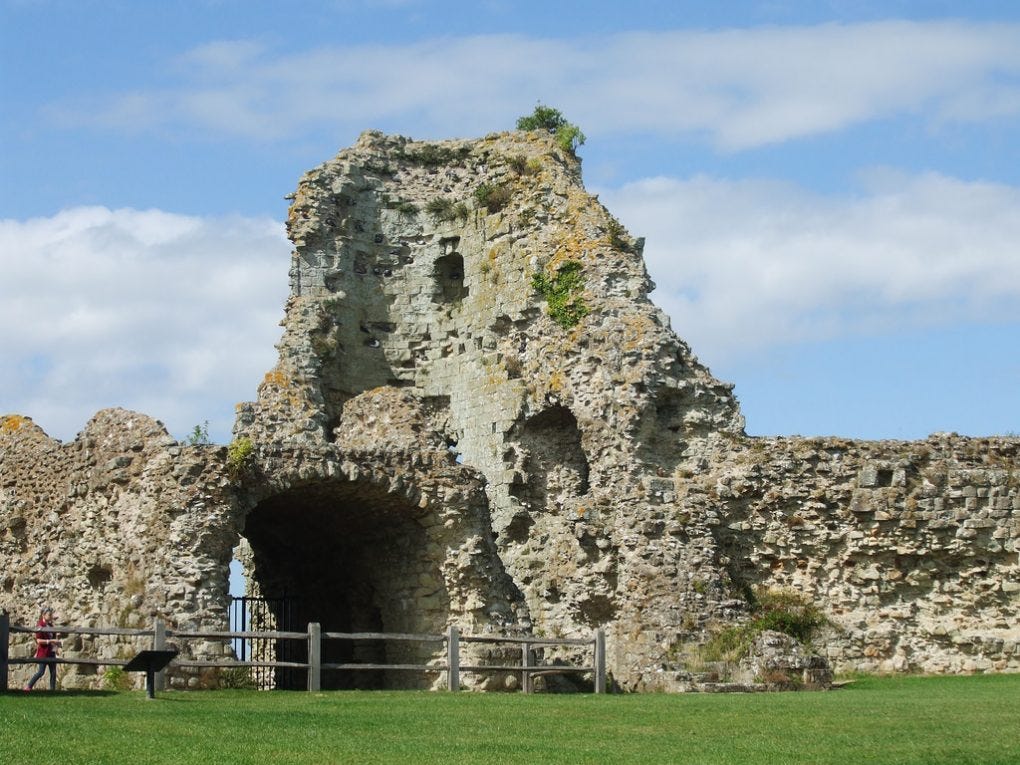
left=2, top=129, right=1018, bottom=690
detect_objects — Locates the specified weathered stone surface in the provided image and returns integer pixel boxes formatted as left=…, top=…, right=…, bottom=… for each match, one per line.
left=0, top=409, right=237, bottom=688
left=737, top=631, right=833, bottom=689
left=2, top=130, right=1018, bottom=690
left=710, top=434, right=1020, bottom=675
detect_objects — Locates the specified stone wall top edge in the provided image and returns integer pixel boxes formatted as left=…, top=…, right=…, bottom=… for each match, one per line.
left=1, top=407, right=179, bottom=450
left=744, top=433, right=1020, bottom=450
left=302, top=128, right=571, bottom=176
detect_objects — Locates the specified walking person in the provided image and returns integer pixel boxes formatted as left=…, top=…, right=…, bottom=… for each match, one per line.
left=24, top=606, right=60, bottom=691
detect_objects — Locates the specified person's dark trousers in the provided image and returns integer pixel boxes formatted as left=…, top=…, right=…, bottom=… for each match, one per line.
left=26, top=660, right=56, bottom=690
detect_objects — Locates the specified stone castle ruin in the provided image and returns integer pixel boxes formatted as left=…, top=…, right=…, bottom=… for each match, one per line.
left=2, top=129, right=1018, bottom=690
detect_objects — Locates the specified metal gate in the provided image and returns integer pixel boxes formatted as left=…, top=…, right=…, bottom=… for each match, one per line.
left=230, top=595, right=300, bottom=690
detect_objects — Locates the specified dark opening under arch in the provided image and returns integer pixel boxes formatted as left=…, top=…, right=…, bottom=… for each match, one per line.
left=242, top=479, right=449, bottom=689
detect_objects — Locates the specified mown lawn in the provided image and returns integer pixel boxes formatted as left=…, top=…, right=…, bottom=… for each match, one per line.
left=2, top=674, right=1019, bottom=764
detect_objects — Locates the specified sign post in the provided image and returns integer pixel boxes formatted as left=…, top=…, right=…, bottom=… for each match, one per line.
left=124, top=649, right=178, bottom=699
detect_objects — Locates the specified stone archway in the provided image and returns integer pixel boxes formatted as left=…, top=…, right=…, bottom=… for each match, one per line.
left=241, top=478, right=448, bottom=689
left=230, top=432, right=530, bottom=690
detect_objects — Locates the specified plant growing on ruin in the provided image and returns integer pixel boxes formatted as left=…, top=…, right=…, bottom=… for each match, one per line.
left=425, top=198, right=453, bottom=220
left=393, top=200, right=418, bottom=217
left=532, top=260, right=588, bottom=328
left=186, top=420, right=211, bottom=446
left=507, top=153, right=540, bottom=176
left=748, top=588, right=825, bottom=642
left=426, top=197, right=470, bottom=223
left=507, top=154, right=528, bottom=174
left=474, top=183, right=512, bottom=214
left=605, top=217, right=634, bottom=253
left=227, top=436, right=255, bottom=479
left=400, top=144, right=471, bottom=166
left=516, top=104, right=586, bottom=154
left=694, top=588, right=826, bottom=668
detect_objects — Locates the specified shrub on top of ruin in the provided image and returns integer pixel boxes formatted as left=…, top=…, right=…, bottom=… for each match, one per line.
left=426, top=198, right=470, bottom=223
left=516, top=103, right=586, bottom=154
left=507, top=154, right=528, bottom=174
left=185, top=421, right=211, bottom=446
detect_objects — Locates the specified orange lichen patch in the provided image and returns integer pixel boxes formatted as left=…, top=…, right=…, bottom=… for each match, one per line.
left=548, top=370, right=566, bottom=393
left=259, top=368, right=306, bottom=410
left=487, top=243, right=507, bottom=265
left=1, top=414, right=29, bottom=434
left=262, top=369, right=289, bottom=389
left=622, top=314, right=656, bottom=352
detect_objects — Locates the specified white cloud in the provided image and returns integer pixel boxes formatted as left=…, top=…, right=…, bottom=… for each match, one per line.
left=0, top=207, right=290, bottom=442
left=56, top=21, right=1020, bottom=148
left=4, top=173, right=1017, bottom=444
left=599, top=171, right=1020, bottom=363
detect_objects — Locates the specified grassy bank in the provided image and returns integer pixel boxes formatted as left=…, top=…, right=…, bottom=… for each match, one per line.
left=2, top=674, right=1018, bottom=764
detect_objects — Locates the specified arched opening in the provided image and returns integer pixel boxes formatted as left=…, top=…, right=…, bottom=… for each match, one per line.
left=635, top=388, right=687, bottom=474
left=509, top=406, right=590, bottom=514
left=434, top=253, right=467, bottom=302
left=240, top=479, right=449, bottom=690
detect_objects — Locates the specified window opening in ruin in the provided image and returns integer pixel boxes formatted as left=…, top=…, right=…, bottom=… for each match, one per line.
left=240, top=479, right=450, bottom=690
left=434, top=253, right=467, bottom=302
left=509, top=406, right=590, bottom=511
left=635, top=389, right=688, bottom=474
left=86, top=563, right=112, bottom=588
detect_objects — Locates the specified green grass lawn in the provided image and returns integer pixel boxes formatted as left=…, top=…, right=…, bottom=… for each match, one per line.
left=2, top=674, right=1019, bottom=764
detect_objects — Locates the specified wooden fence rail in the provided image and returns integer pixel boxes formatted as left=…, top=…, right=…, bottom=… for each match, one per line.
left=0, top=613, right=606, bottom=694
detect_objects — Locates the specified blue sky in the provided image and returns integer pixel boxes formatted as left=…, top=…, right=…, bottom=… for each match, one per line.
left=2, top=0, right=1019, bottom=444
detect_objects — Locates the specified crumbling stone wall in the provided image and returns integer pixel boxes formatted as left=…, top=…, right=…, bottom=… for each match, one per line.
left=707, top=434, right=1020, bottom=675
left=0, top=409, right=237, bottom=688
left=234, top=386, right=528, bottom=689
left=233, top=130, right=748, bottom=689
left=2, top=129, right=1017, bottom=691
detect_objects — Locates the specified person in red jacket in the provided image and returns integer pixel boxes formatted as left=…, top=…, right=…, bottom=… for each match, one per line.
left=24, top=606, right=60, bottom=691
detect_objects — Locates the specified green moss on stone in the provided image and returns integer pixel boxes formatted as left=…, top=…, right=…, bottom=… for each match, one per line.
left=532, top=260, right=588, bottom=329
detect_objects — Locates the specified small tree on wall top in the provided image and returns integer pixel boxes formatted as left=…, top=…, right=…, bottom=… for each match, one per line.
left=516, top=103, right=586, bottom=154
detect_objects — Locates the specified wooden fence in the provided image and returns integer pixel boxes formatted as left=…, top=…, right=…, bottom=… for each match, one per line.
left=0, top=613, right=606, bottom=694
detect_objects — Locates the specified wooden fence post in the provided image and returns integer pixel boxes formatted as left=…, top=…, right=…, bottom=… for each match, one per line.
left=594, top=628, right=606, bottom=694
left=446, top=625, right=459, bottom=692
left=307, top=622, right=321, bottom=692
left=521, top=641, right=534, bottom=694
left=1, top=612, right=9, bottom=691
left=152, top=618, right=167, bottom=692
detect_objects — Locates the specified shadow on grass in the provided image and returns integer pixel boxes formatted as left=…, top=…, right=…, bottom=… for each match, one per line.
left=1, top=689, right=119, bottom=697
